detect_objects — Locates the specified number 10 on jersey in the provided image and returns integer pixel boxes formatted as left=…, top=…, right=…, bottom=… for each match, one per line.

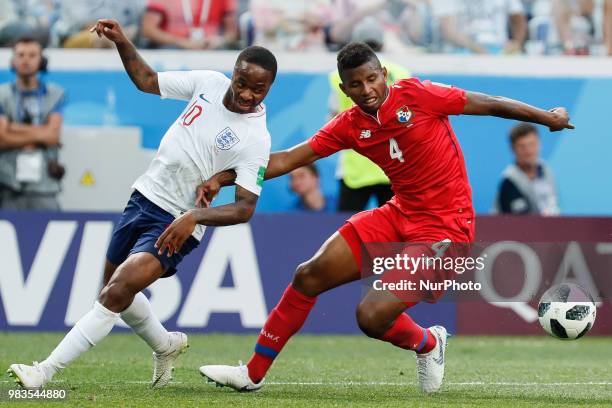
left=182, top=102, right=203, bottom=126
left=389, top=138, right=405, bottom=163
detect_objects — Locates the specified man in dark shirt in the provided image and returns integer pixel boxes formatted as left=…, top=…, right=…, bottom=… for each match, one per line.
left=495, top=122, right=560, bottom=215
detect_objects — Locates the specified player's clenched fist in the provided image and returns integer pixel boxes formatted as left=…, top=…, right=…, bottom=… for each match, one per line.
left=90, top=19, right=128, bottom=44
left=548, top=107, right=575, bottom=132
left=155, top=211, right=198, bottom=257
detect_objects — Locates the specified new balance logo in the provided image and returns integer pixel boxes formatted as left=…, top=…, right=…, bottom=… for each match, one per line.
left=360, top=129, right=372, bottom=139
left=260, top=330, right=280, bottom=342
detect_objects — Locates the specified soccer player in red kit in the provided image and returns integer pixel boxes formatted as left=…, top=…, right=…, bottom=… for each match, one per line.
left=186, top=43, right=573, bottom=393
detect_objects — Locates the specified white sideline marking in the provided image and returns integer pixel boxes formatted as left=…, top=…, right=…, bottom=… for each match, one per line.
left=3, top=380, right=612, bottom=386
left=271, top=381, right=612, bottom=387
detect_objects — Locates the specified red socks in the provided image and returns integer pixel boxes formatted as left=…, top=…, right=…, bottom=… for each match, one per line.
left=247, top=286, right=432, bottom=383
left=247, top=284, right=317, bottom=383
left=379, top=312, right=436, bottom=354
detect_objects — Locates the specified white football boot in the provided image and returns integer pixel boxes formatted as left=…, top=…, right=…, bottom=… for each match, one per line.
left=199, top=363, right=264, bottom=392
left=7, top=362, right=48, bottom=390
left=151, top=332, right=189, bottom=388
left=416, top=325, right=449, bottom=394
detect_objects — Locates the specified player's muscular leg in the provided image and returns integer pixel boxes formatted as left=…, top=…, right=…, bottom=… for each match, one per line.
left=103, top=260, right=118, bottom=285
left=98, top=253, right=165, bottom=313
left=229, top=232, right=364, bottom=386
left=292, top=232, right=361, bottom=297
left=356, top=290, right=409, bottom=339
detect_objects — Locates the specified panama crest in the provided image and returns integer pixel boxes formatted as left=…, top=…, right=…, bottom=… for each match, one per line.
left=396, top=106, right=413, bottom=124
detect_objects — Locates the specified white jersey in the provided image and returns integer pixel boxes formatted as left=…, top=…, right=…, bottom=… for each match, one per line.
left=133, top=70, right=271, bottom=240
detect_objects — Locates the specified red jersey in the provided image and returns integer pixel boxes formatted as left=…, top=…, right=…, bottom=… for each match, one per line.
left=309, top=78, right=473, bottom=217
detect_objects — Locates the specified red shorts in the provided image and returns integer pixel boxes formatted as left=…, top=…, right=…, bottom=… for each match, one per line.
left=339, top=198, right=475, bottom=303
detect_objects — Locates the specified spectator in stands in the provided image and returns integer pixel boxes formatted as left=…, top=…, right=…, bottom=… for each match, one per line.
left=53, top=0, right=145, bottom=48
left=510, top=0, right=612, bottom=56
left=142, top=0, right=239, bottom=49
left=0, top=37, right=65, bottom=210
left=329, top=27, right=407, bottom=212
left=0, top=1, right=21, bottom=47
left=249, top=0, right=333, bottom=51
left=432, top=0, right=528, bottom=54
left=327, top=0, right=384, bottom=50
left=397, top=0, right=434, bottom=49
left=0, top=0, right=56, bottom=47
left=325, top=0, right=413, bottom=53
left=552, top=0, right=595, bottom=55
left=521, top=0, right=536, bottom=18
left=289, top=164, right=336, bottom=212
left=494, top=123, right=560, bottom=215
left=606, top=0, right=612, bottom=55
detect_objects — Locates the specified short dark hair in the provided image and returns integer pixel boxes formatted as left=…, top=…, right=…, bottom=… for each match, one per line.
left=12, top=36, right=43, bottom=50
left=509, top=123, right=539, bottom=146
left=236, top=46, right=278, bottom=81
left=337, top=42, right=381, bottom=80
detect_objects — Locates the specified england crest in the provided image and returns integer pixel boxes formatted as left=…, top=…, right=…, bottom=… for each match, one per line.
left=396, top=106, right=413, bottom=124
left=215, top=127, right=240, bottom=150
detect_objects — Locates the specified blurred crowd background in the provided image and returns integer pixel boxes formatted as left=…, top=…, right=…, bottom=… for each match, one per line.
left=1, top=0, right=610, bottom=217
left=1, top=0, right=611, bottom=56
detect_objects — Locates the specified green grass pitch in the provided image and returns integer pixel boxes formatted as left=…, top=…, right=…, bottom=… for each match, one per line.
left=1, top=333, right=611, bottom=407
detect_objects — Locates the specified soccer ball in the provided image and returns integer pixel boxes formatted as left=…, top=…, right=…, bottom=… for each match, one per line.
left=537, top=283, right=596, bottom=340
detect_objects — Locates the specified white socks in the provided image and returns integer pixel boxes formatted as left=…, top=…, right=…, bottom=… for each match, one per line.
left=37, top=294, right=170, bottom=381
left=39, top=302, right=119, bottom=380
left=120, top=292, right=171, bottom=354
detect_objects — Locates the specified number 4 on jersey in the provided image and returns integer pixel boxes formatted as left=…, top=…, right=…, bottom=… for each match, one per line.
left=389, top=138, right=405, bottom=163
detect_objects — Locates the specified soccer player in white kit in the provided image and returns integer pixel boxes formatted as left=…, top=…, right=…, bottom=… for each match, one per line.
left=8, top=19, right=277, bottom=390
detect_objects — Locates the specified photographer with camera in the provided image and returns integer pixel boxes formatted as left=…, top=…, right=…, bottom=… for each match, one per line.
left=0, top=37, right=66, bottom=210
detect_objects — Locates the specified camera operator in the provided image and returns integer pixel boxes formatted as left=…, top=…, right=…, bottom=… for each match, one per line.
left=0, top=37, right=66, bottom=210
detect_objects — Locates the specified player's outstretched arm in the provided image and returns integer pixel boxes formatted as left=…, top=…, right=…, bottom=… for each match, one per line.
left=195, top=142, right=322, bottom=204
left=265, top=142, right=321, bottom=180
left=155, top=186, right=258, bottom=256
left=463, top=91, right=575, bottom=132
left=91, top=19, right=160, bottom=95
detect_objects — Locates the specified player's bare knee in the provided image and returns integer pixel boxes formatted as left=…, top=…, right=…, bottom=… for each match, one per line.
left=355, top=303, right=388, bottom=339
left=292, top=261, right=323, bottom=297
left=98, top=281, right=134, bottom=312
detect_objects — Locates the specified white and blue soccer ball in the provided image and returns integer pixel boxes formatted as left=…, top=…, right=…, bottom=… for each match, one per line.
left=537, top=283, right=596, bottom=340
